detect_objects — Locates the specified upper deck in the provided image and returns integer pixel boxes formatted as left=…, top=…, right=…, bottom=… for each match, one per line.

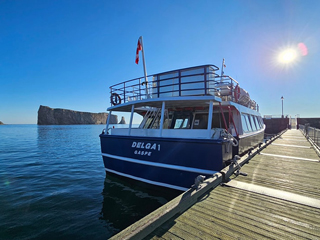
left=109, top=64, right=258, bottom=112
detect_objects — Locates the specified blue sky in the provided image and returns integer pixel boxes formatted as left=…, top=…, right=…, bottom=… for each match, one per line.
left=1, top=0, right=319, bottom=124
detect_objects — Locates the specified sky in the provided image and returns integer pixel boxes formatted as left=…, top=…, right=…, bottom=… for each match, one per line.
left=1, top=0, right=320, bottom=124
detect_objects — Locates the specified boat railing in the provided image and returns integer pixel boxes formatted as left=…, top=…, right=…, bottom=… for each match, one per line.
left=110, top=64, right=242, bottom=106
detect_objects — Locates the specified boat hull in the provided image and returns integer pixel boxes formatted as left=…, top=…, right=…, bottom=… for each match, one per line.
left=238, top=128, right=265, bottom=154
left=100, top=134, right=232, bottom=191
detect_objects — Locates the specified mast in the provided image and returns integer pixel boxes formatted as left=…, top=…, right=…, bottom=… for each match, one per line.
left=220, top=58, right=226, bottom=82
left=139, top=36, right=149, bottom=97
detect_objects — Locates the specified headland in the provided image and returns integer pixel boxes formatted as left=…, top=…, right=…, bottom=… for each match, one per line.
left=37, top=105, right=118, bottom=125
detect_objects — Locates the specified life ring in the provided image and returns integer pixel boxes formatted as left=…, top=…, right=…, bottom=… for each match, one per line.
left=111, top=93, right=121, bottom=105
left=234, top=85, right=240, bottom=102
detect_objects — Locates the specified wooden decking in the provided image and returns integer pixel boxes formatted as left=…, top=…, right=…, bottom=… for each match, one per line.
left=111, top=129, right=320, bottom=240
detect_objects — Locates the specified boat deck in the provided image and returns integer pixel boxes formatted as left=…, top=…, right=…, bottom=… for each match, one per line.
left=110, top=129, right=320, bottom=239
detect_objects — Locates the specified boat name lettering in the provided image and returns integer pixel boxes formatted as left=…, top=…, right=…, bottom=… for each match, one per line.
left=131, top=142, right=160, bottom=151
left=134, top=150, right=152, bottom=156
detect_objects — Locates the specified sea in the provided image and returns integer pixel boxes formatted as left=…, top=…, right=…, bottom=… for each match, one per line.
left=0, top=124, right=180, bottom=240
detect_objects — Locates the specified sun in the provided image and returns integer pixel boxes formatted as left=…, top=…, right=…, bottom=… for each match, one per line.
left=271, top=43, right=308, bottom=71
left=278, top=48, right=298, bottom=64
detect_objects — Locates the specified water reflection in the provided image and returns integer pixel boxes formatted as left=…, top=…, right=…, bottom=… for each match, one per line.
left=100, top=174, right=180, bottom=236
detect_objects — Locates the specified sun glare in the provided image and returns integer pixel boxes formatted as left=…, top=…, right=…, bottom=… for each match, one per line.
left=273, top=43, right=308, bottom=70
left=278, top=49, right=298, bottom=64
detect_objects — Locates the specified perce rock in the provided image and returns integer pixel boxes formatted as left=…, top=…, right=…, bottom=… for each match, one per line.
left=37, top=105, right=118, bottom=125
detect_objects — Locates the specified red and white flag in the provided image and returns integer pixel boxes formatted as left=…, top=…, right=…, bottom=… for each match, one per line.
left=135, top=38, right=142, bottom=64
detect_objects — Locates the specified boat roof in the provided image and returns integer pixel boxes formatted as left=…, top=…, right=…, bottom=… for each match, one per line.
left=221, top=101, right=262, bottom=116
left=107, top=95, right=221, bottom=112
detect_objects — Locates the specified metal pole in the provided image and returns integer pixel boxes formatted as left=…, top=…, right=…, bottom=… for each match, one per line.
left=139, top=36, right=149, bottom=97
left=128, top=105, right=134, bottom=136
left=281, top=96, right=284, bottom=118
left=106, top=110, right=112, bottom=134
left=159, top=101, right=165, bottom=137
left=207, top=101, right=213, bottom=138
left=220, top=58, right=225, bottom=82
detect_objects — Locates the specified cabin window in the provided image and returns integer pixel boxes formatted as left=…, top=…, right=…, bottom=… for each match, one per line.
left=212, top=113, right=220, bottom=128
left=171, top=112, right=193, bottom=129
left=250, top=115, right=259, bottom=131
left=243, top=114, right=253, bottom=131
left=241, top=114, right=249, bottom=132
left=140, top=109, right=171, bottom=129
left=246, top=115, right=253, bottom=131
left=174, top=118, right=189, bottom=129
left=249, top=115, right=258, bottom=131
left=193, top=113, right=208, bottom=129
left=192, top=112, right=226, bottom=129
left=254, top=116, right=261, bottom=129
left=214, top=112, right=229, bottom=129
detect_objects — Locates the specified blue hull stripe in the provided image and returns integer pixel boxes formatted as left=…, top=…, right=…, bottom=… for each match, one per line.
left=105, top=168, right=189, bottom=191
left=101, top=153, right=218, bottom=175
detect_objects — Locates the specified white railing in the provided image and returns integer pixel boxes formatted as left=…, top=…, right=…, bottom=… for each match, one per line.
left=110, top=65, right=239, bottom=105
left=109, top=64, right=259, bottom=111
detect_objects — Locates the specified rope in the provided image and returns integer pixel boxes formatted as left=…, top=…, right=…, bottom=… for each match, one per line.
left=221, top=129, right=238, bottom=153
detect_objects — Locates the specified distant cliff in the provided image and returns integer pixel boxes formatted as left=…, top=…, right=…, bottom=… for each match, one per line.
left=37, top=105, right=118, bottom=125
left=0, top=121, right=3, bottom=125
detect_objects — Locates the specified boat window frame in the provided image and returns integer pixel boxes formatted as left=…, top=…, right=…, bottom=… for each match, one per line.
left=254, top=116, right=261, bottom=129
left=192, top=112, right=209, bottom=129
left=171, top=111, right=193, bottom=129
left=249, top=115, right=258, bottom=131
left=259, top=116, right=264, bottom=127
left=241, top=113, right=250, bottom=132
left=244, top=114, right=253, bottom=131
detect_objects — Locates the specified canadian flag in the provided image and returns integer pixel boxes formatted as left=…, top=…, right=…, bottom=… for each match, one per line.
left=135, top=38, right=142, bottom=64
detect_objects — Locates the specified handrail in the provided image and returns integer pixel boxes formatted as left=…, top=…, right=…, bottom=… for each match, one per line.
left=109, top=64, right=242, bottom=106
left=299, top=124, right=320, bottom=150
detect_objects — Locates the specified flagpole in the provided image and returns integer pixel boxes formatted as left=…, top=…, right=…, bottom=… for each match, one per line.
left=139, top=36, right=149, bottom=96
left=220, top=58, right=225, bottom=82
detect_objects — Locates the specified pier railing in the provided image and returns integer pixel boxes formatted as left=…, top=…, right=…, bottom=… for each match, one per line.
left=299, top=124, right=320, bottom=150
left=109, top=64, right=243, bottom=106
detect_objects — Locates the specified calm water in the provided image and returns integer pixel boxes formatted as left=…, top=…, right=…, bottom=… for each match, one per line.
left=0, top=125, right=179, bottom=240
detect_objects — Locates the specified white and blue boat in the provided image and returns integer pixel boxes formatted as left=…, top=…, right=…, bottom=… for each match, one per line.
left=100, top=63, right=265, bottom=191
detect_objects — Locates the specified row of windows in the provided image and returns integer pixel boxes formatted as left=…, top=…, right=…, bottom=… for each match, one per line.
left=141, top=110, right=264, bottom=133
left=241, top=113, right=263, bottom=132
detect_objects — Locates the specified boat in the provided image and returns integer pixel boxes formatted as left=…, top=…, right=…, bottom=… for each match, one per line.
left=99, top=63, right=265, bottom=191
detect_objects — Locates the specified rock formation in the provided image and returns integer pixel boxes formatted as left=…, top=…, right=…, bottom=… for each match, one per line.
left=0, top=121, right=3, bottom=125
left=37, top=105, right=118, bottom=125
left=119, top=116, right=126, bottom=124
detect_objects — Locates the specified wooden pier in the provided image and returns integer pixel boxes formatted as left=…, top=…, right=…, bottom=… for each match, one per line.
left=111, top=129, right=320, bottom=239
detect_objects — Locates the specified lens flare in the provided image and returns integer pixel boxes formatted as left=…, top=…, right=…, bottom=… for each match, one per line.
left=278, top=49, right=298, bottom=63
left=298, top=42, right=308, bottom=56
